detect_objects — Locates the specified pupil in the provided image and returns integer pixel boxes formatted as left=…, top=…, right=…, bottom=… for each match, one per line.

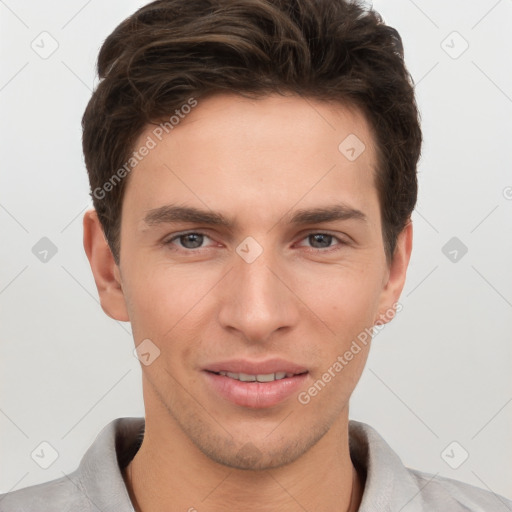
left=310, top=234, right=331, bottom=248
left=182, top=233, right=203, bottom=248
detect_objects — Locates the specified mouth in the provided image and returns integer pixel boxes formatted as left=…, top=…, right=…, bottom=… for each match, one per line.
left=202, top=360, right=309, bottom=408
left=206, top=370, right=307, bottom=382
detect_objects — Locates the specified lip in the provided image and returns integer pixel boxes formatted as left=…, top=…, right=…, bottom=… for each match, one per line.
left=203, top=371, right=308, bottom=408
left=202, top=358, right=309, bottom=409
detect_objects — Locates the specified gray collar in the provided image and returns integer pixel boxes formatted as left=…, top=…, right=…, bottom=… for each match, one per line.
left=6, top=416, right=503, bottom=511
left=76, top=417, right=423, bottom=512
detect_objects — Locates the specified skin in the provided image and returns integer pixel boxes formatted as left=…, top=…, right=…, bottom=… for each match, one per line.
left=83, top=93, right=412, bottom=512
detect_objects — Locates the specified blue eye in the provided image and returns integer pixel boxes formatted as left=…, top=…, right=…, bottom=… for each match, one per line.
left=305, top=233, right=336, bottom=249
left=163, top=231, right=346, bottom=253
left=295, top=232, right=347, bottom=253
left=166, top=232, right=212, bottom=249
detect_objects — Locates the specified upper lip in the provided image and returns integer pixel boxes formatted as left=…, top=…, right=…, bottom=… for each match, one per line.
left=203, top=358, right=308, bottom=375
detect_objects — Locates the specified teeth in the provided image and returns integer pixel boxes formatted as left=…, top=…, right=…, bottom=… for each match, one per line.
left=217, top=371, right=291, bottom=382
left=239, top=372, right=257, bottom=382
left=255, top=373, right=274, bottom=382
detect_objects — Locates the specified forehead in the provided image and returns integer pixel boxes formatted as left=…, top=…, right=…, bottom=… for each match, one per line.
left=158, top=92, right=375, bottom=152
left=121, top=93, right=380, bottom=229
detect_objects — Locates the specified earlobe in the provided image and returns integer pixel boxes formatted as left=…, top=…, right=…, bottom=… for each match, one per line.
left=374, top=220, right=413, bottom=325
left=83, top=209, right=130, bottom=322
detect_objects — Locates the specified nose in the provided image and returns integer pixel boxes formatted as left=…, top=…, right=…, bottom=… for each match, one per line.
left=217, top=244, right=300, bottom=344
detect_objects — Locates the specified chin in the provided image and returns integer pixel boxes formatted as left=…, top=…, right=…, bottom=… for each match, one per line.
left=187, top=420, right=332, bottom=471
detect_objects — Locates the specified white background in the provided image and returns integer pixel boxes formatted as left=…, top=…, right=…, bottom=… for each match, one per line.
left=1, top=0, right=511, bottom=505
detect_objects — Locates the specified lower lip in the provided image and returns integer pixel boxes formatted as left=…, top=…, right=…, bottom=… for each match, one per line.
left=203, top=371, right=308, bottom=408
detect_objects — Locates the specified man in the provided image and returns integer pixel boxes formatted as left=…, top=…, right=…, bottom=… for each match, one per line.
left=1, top=0, right=510, bottom=511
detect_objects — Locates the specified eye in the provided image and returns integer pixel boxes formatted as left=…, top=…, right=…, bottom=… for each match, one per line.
left=162, top=231, right=348, bottom=253
left=296, top=232, right=346, bottom=251
left=164, top=231, right=214, bottom=250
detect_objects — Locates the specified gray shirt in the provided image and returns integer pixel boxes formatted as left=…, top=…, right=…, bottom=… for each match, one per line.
left=1, top=417, right=510, bottom=511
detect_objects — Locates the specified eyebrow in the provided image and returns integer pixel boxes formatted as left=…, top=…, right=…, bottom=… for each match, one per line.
left=142, top=203, right=367, bottom=230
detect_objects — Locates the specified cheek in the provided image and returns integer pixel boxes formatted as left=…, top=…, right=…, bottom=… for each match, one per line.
left=121, top=264, right=181, bottom=336
left=292, top=265, right=381, bottom=392
left=302, top=277, right=376, bottom=405
left=124, top=264, right=218, bottom=354
left=294, top=263, right=383, bottom=333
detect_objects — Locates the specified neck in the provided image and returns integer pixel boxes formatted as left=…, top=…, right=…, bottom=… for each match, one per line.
left=123, top=409, right=363, bottom=512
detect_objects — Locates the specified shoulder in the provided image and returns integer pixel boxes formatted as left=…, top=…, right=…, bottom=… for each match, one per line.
left=407, top=467, right=512, bottom=511
left=0, top=471, right=90, bottom=512
left=0, top=416, right=143, bottom=512
left=348, top=420, right=512, bottom=512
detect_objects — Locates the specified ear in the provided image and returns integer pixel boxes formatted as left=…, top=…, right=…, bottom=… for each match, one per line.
left=83, top=208, right=130, bottom=322
left=374, top=220, right=413, bottom=325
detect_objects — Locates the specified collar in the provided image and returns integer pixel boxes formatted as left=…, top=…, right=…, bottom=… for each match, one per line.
left=76, top=416, right=426, bottom=512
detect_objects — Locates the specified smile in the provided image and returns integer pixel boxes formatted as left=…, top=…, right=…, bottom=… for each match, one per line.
left=212, top=371, right=303, bottom=382
left=204, top=370, right=309, bottom=408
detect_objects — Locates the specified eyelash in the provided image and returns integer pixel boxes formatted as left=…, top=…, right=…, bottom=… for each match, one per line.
left=162, top=231, right=348, bottom=253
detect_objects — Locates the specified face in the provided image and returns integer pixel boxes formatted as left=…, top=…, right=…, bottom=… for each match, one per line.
left=84, top=93, right=411, bottom=471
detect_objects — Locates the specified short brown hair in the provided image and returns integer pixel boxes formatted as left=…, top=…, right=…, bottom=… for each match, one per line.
left=82, top=0, right=422, bottom=265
